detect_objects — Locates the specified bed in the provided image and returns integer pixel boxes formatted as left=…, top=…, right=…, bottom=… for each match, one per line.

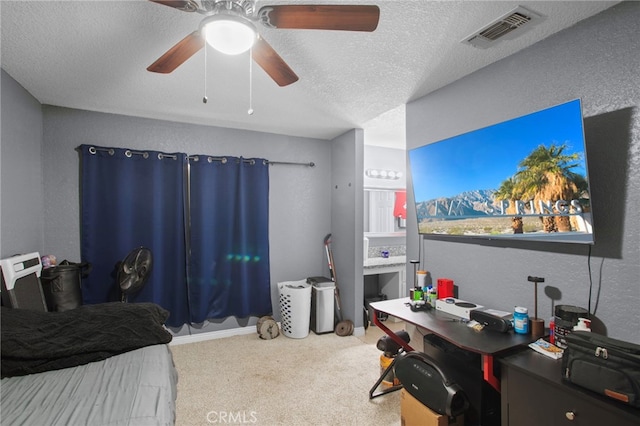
left=1, top=302, right=178, bottom=425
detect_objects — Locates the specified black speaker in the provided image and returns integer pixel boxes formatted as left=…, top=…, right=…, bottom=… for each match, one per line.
left=423, top=334, right=502, bottom=426
left=394, top=351, right=469, bottom=417
left=470, top=309, right=512, bottom=333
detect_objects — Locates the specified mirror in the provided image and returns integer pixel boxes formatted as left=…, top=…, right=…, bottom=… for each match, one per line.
left=365, top=189, right=406, bottom=234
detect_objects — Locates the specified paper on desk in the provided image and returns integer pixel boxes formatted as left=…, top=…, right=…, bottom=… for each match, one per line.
left=529, top=338, right=564, bottom=359
left=467, top=320, right=484, bottom=331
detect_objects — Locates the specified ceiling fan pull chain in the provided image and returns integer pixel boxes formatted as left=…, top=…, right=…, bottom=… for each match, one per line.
left=248, top=46, right=254, bottom=115
left=203, top=42, right=208, bottom=104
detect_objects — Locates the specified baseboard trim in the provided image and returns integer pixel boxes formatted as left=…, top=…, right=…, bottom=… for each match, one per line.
left=170, top=323, right=364, bottom=345
left=170, top=326, right=256, bottom=346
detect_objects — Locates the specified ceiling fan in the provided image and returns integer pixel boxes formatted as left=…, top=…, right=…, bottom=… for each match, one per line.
left=147, top=0, right=380, bottom=86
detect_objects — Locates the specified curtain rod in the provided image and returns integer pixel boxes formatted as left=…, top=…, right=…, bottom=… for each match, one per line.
left=267, top=161, right=315, bottom=167
left=186, top=156, right=314, bottom=167
left=87, top=147, right=314, bottom=167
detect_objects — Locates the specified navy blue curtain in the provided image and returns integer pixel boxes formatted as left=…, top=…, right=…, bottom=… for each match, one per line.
left=80, top=145, right=189, bottom=327
left=188, top=156, right=272, bottom=322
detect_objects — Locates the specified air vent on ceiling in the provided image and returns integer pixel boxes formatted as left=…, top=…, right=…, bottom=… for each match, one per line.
left=462, top=6, right=543, bottom=49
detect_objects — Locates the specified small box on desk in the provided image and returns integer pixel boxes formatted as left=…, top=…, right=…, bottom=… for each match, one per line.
left=401, top=389, right=464, bottom=426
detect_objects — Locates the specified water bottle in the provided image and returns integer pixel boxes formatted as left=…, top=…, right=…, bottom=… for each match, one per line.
left=513, top=306, right=529, bottom=334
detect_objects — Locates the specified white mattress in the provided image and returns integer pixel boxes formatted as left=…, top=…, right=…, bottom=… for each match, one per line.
left=1, top=344, right=177, bottom=426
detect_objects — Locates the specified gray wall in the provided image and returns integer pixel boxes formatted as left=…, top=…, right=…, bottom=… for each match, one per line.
left=39, top=109, right=371, bottom=335
left=406, top=2, right=640, bottom=343
left=41, top=106, right=333, bottom=333
left=1, top=74, right=336, bottom=333
left=331, top=129, right=365, bottom=330
left=1, top=69, right=44, bottom=257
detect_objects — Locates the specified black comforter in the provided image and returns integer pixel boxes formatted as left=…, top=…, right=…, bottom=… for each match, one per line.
left=1, top=302, right=172, bottom=378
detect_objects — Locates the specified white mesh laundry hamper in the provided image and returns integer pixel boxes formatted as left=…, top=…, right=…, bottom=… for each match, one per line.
left=277, top=280, right=312, bottom=338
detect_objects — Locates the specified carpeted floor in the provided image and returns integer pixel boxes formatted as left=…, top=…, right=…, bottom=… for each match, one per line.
left=170, top=326, right=404, bottom=425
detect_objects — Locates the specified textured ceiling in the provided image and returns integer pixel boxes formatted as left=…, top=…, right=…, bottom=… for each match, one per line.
left=1, top=1, right=619, bottom=148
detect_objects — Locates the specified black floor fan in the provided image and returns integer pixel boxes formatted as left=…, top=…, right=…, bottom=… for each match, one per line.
left=117, top=247, right=153, bottom=302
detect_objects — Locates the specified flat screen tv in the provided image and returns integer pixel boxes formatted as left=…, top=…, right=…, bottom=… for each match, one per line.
left=408, top=99, right=594, bottom=244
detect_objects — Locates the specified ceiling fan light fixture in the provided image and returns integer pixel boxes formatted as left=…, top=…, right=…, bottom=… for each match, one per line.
left=203, top=15, right=256, bottom=55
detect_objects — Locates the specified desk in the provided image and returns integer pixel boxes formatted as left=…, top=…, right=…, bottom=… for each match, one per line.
left=371, top=298, right=538, bottom=425
left=370, top=297, right=534, bottom=391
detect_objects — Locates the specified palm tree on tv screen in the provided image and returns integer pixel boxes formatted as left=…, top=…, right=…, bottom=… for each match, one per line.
left=495, top=177, right=524, bottom=234
left=514, top=143, right=585, bottom=233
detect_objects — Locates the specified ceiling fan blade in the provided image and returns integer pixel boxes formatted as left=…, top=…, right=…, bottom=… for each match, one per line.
left=259, top=5, right=380, bottom=31
left=148, top=0, right=198, bottom=12
left=147, top=31, right=204, bottom=74
left=252, top=36, right=299, bottom=87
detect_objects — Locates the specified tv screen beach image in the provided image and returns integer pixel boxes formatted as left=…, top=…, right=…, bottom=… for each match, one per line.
left=409, top=99, right=593, bottom=243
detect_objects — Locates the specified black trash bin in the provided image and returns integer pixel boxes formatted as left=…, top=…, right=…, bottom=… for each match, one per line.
left=40, top=260, right=91, bottom=312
